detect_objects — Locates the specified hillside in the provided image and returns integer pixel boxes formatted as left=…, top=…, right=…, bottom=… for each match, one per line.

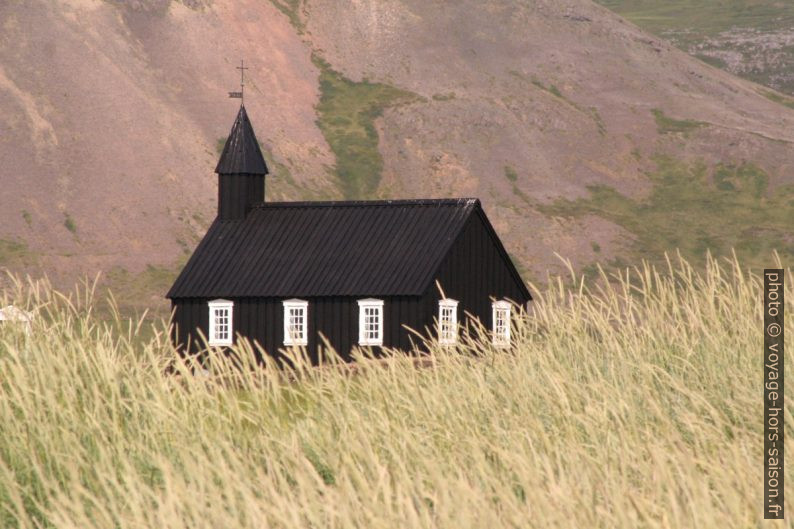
left=596, top=0, right=794, bottom=96
left=1, top=0, right=793, bottom=311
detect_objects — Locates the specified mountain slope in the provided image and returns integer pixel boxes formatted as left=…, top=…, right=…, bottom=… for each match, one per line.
left=0, top=0, right=335, bottom=306
left=1, top=0, right=792, bottom=310
left=289, top=0, right=794, bottom=279
left=595, top=0, right=794, bottom=96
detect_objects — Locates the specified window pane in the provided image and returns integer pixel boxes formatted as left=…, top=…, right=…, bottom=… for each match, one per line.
left=214, top=307, right=229, bottom=341
left=439, top=303, right=457, bottom=343
left=493, top=306, right=510, bottom=344
left=360, top=304, right=382, bottom=343
left=285, top=305, right=307, bottom=343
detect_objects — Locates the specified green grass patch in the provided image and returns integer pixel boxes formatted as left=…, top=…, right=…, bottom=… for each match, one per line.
left=105, top=264, right=180, bottom=298
left=651, top=109, right=706, bottom=135
left=0, top=239, right=34, bottom=266
left=269, top=0, right=304, bottom=32
left=539, top=155, right=794, bottom=270
left=503, top=166, right=532, bottom=204
left=694, top=53, right=727, bottom=69
left=762, top=90, right=794, bottom=110
left=512, top=185, right=531, bottom=204
left=594, top=0, right=794, bottom=35
left=529, top=78, right=606, bottom=133
left=102, top=262, right=185, bottom=316
left=313, top=54, right=420, bottom=199
left=595, top=1, right=794, bottom=95
left=596, top=0, right=794, bottom=94
left=590, top=107, right=607, bottom=136
left=215, top=136, right=227, bottom=156
left=531, top=79, right=565, bottom=100
left=63, top=213, right=77, bottom=235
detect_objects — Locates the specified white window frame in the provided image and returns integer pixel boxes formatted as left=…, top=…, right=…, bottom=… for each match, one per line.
left=208, top=299, right=233, bottom=346
left=283, top=299, right=308, bottom=346
left=492, top=300, right=511, bottom=347
left=438, top=298, right=459, bottom=345
left=358, top=298, right=384, bottom=346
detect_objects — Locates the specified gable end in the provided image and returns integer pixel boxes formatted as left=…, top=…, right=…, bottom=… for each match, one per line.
left=471, top=205, right=532, bottom=301
left=424, top=203, right=531, bottom=303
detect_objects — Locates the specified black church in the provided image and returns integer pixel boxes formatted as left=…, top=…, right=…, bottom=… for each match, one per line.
left=166, top=104, right=532, bottom=363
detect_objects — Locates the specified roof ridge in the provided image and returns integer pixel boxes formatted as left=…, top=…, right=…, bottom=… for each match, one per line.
left=252, top=198, right=480, bottom=209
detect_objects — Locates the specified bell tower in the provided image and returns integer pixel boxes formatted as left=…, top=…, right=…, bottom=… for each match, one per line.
left=215, top=104, right=269, bottom=221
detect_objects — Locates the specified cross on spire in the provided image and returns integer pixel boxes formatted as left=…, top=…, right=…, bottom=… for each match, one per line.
left=228, top=59, right=249, bottom=103
left=237, top=59, right=248, bottom=102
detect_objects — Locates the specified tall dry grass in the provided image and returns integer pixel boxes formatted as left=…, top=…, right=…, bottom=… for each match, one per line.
left=0, top=253, right=791, bottom=528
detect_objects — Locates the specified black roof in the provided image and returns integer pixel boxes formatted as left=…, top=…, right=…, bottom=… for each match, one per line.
left=215, top=105, right=269, bottom=175
left=167, top=198, right=529, bottom=299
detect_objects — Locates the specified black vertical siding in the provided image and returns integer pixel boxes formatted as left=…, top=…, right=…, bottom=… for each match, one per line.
left=420, top=209, right=530, bottom=342
left=173, top=295, right=426, bottom=364
left=171, top=208, right=530, bottom=364
left=218, top=173, right=265, bottom=221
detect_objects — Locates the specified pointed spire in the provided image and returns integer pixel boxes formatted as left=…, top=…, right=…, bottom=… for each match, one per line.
left=215, top=105, right=269, bottom=175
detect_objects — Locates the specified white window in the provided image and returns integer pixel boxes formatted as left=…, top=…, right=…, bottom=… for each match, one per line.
left=492, top=300, right=511, bottom=347
left=283, top=299, right=308, bottom=346
left=208, top=299, right=233, bottom=346
left=358, top=299, right=384, bottom=346
left=438, top=298, right=459, bottom=344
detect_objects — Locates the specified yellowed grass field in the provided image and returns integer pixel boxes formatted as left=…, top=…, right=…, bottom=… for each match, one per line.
left=0, top=253, right=791, bottom=528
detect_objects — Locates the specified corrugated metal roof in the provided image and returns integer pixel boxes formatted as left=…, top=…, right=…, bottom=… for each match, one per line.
left=167, top=198, right=481, bottom=298
left=215, top=105, right=269, bottom=175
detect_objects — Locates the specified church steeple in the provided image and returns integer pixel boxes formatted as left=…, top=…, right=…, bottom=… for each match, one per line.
left=215, top=104, right=269, bottom=221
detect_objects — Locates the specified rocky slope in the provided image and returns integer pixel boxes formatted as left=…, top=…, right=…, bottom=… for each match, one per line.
left=596, top=0, right=794, bottom=96
left=1, top=0, right=792, bottom=310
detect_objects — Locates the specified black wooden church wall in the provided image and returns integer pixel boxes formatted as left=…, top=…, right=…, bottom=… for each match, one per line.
left=421, top=205, right=528, bottom=339
left=170, top=209, right=529, bottom=363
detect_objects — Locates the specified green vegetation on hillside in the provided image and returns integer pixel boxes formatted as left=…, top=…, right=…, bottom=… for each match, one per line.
left=531, top=79, right=564, bottom=99
left=595, top=0, right=794, bottom=35
left=539, top=155, right=794, bottom=269
left=513, top=72, right=606, bottom=134
left=269, top=0, right=304, bottom=32
left=595, top=0, right=794, bottom=95
left=431, top=92, right=456, bottom=101
left=0, top=239, right=34, bottom=266
left=104, top=264, right=183, bottom=311
left=763, top=90, right=794, bottom=110
left=215, top=136, right=226, bottom=155
left=503, top=166, right=531, bottom=204
left=651, top=108, right=706, bottom=135
left=63, top=213, right=77, bottom=235
left=0, top=256, right=788, bottom=527
left=313, top=55, right=420, bottom=199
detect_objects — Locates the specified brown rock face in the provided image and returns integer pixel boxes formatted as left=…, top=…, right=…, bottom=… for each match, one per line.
left=1, top=0, right=792, bottom=309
